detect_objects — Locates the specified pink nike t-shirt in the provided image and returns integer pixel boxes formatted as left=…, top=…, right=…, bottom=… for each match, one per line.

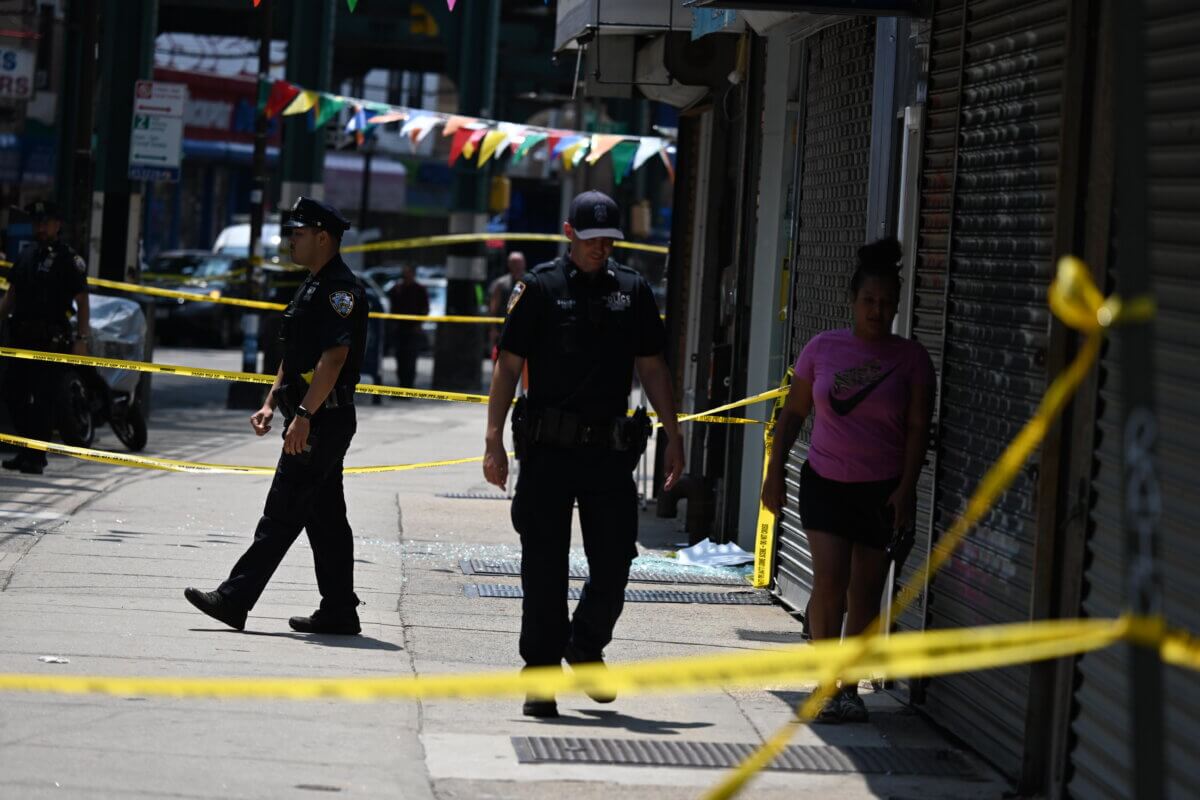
left=793, top=329, right=935, bottom=484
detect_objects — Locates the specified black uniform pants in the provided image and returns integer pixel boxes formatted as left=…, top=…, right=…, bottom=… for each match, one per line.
left=511, top=444, right=639, bottom=667
left=3, top=337, right=65, bottom=467
left=217, top=406, right=360, bottom=613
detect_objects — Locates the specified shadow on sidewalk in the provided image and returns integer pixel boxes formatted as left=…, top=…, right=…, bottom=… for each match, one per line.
left=527, top=708, right=714, bottom=735
left=189, top=628, right=403, bottom=651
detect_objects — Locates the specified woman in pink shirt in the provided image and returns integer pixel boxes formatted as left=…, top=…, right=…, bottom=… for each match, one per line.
left=760, top=238, right=934, bottom=723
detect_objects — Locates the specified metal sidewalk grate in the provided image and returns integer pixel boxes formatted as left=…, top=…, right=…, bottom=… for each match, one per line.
left=460, top=558, right=748, bottom=587
left=511, top=736, right=976, bottom=776
left=464, top=584, right=771, bottom=605
left=436, top=492, right=511, bottom=501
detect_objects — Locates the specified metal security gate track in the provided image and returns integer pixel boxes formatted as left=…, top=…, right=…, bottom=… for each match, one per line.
left=464, top=584, right=771, bottom=605
left=435, top=491, right=511, bottom=500
left=460, top=558, right=749, bottom=587
left=511, top=736, right=976, bottom=776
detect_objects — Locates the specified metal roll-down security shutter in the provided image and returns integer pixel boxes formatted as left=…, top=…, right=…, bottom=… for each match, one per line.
left=773, top=17, right=876, bottom=612
left=1068, top=4, right=1200, bottom=798
left=919, top=0, right=1068, bottom=781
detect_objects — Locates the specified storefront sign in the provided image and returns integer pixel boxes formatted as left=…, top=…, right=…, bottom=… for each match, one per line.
left=129, top=80, right=186, bottom=182
left=0, top=48, right=35, bottom=100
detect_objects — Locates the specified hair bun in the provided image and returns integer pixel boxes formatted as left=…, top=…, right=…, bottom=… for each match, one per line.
left=857, top=237, right=902, bottom=273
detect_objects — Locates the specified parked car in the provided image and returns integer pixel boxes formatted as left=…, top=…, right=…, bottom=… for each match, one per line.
left=381, top=272, right=446, bottom=352
left=145, top=251, right=250, bottom=347
left=214, top=221, right=366, bottom=271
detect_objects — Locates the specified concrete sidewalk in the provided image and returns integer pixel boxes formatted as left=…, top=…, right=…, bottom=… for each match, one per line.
left=0, top=352, right=1007, bottom=799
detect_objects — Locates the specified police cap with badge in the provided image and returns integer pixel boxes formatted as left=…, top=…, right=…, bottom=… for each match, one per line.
left=23, top=200, right=64, bottom=222
left=282, top=196, right=351, bottom=237
left=568, top=191, right=624, bottom=241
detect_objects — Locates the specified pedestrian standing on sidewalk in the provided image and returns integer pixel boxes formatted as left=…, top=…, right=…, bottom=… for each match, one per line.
left=386, top=264, right=429, bottom=389
left=760, top=238, right=934, bottom=723
left=0, top=200, right=90, bottom=475
left=482, top=190, right=686, bottom=718
left=487, top=251, right=526, bottom=359
left=185, top=197, right=368, bottom=635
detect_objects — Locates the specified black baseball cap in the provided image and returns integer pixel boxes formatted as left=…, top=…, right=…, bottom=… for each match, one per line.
left=568, top=190, right=623, bottom=241
left=281, top=196, right=351, bottom=235
left=14, top=200, right=62, bottom=221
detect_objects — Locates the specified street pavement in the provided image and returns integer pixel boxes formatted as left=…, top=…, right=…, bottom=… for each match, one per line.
left=0, top=348, right=1008, bottom=799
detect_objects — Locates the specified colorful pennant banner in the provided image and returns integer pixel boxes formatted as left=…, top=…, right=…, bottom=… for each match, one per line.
left=261, top=78, right=676, bottom=183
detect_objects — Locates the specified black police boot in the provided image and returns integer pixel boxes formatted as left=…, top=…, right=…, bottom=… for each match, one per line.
left=288, top=608, right=361, bottom=635
left=564, top=643, right=617, bottom=704
left=522, top=695, right=559, bottom=718
left=3, top=455, right=43, bottom=474
left=184, top=587, right=247, bottom=631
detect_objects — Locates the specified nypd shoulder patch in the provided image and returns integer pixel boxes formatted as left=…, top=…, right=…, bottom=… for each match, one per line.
left=329, top=290, right=355, bottom=318
left=73, top=255, right=87, bottom=274
left=506, top=281, right=526, bottom=314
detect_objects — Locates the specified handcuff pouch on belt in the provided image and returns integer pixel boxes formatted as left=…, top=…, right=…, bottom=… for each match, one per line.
left=512, top=398, right=651, bottom=469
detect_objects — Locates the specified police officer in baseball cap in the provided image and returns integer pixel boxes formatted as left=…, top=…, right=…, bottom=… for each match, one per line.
left=186, top=196, right=370, bottom=635
left=0, top=200, right=91, bottom=474
left=483, top=190, right=687, bottom=717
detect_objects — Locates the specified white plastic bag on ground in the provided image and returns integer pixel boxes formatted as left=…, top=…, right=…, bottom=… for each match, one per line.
left=674, top=538, right=754, bottom=568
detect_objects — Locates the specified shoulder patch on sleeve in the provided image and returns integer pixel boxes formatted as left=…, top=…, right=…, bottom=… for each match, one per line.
left=73, top=255, right=87, bottom=274
left=506, top=281, right=527, bottom=314
left=329, top=290, right=355, bottom=318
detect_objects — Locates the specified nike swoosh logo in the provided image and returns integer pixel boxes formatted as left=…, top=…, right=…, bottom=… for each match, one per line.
left=828, top=366, right=897, bottom=416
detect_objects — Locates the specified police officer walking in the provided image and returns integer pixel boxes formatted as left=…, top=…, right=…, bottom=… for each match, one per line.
left=0, top=201, right=90, bottom=475
left=483, top=190, right=685, bottom=717
left=186, top=197, right=368, bottom=635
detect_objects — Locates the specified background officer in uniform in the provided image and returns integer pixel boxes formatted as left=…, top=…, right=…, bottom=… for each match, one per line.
left=483, top=190, right=685, bottom=717
left=186, top=197, right=368, bottom=635
left=0, top=201, right=90, bottom=475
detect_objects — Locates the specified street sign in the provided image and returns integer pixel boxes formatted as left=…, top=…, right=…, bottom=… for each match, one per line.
left=129, top=80, right=186, bottom=183
left=0, top=48, right=35, bottom=100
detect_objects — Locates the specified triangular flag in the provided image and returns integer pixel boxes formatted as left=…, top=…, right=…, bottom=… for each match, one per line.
left=448, top=127, right=474, bottom=165
left=282, top=90, right=318, bottom=116
left=367, top=109, right=408, bottom=125
left=442, top=115, right=476, bottom=137
left=345, top=104, right=368, bottom=133
left=633, top=137, right=663, bottom=171
left=346, top=0, right=358, bottom=10
left=478, top=130, right=509, bottom=166
left=552, top=135, right=584, bottom=157
left=545, top=131, right=567, bottom=156
left=586, top=134, right=625, bottom=165
left=313, top=94, right=347, bottom=128
left=511, top=132, right=547, bottom=162
left=572, top=142, right=589, bottom=168
left=265, top=80, right=301, bottom=118
left=611, top=140, right=639, bottom=184
left=660, top=146, right=675, bottom=182
left=400, top=115, right=440, bottom=147
left=447, top=0, right=457, bottom=10
left=561, top=139, right=587, bottom=170
left=462, top=128, right=488, bottom=160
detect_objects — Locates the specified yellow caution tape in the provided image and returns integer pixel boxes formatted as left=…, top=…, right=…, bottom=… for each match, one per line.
left=86, top=276, right=503, bottom=324
left=0, top=615, right=1159, bottom=702
left=703, top=256, right=1159, bottom=800
left=0, top=346, right=491, bottom=404
left=752, top=368, right=792, bottom=588
left=90, top=277, right=287, bottom=311
left=0, top=347, right=768, bottom=427
left=342, top=232, right=669, bottom=255
left=0, top=432, right=488, bottom=475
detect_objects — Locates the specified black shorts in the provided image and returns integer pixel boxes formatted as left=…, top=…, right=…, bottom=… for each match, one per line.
left=798, top=461, right=900, bottom=550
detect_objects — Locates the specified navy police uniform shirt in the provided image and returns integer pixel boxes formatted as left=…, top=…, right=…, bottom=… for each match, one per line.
left=9, top=238, right=87, bottom=325
left=280, top=255, right=368, bottom=387
left=499, top=256, right=665, bottom=418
